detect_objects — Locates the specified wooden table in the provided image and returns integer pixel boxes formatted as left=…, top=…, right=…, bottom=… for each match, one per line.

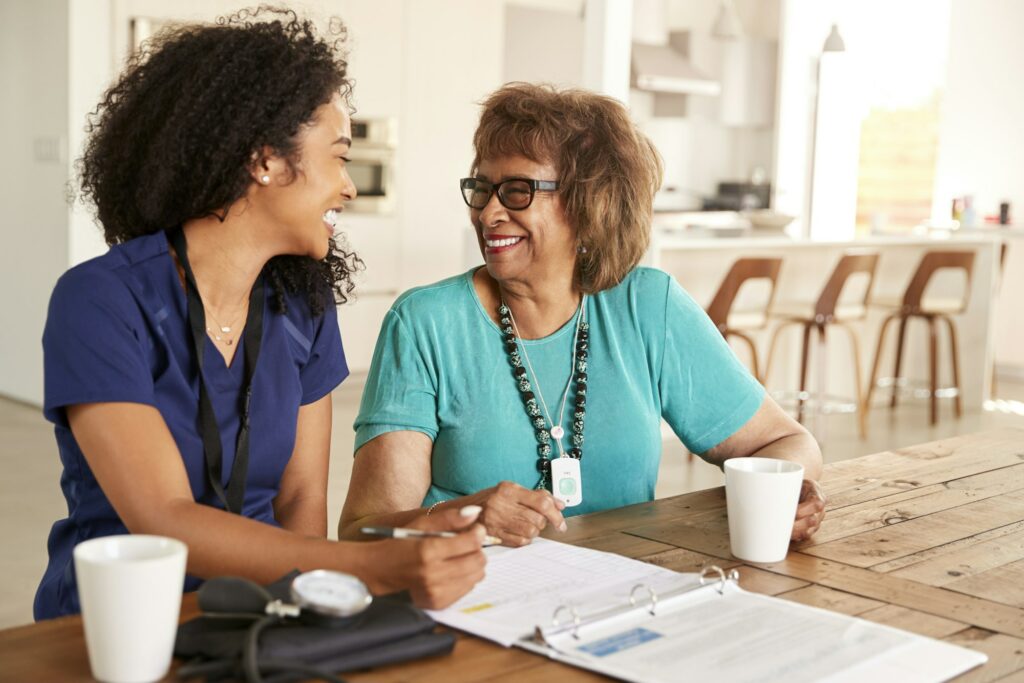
left=3, top=428, right=1023, bottom=682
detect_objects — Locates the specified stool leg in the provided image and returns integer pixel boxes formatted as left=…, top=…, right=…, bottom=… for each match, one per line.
left=798, top=322, right=812, bottom=424
left=732, top=331, right=761, bottom=383
left=890, top=317, right=909, bottom=408
left=839, top=322, right=866, bottom=439
left=928, top=316, right=939, bottom=425
left=765, top=320, right=798, bottom=388
left=815, top=324, right=828, bottom=441
left=942, top=315, right=963, bottom=418
left=864, top=314, right=897, bottom=433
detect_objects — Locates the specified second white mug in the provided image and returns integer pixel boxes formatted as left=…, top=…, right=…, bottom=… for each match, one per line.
left=725, top=457, right=804, bottom=563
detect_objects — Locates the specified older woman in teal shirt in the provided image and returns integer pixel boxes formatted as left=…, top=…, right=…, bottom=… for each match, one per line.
left=340, top=83, right=826, bottom=547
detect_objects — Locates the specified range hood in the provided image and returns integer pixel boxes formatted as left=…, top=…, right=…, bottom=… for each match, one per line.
left=631, top=41, right=721, bottom=96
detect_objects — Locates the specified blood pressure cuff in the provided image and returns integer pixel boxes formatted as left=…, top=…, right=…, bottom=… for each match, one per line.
left=174, top=572, right=455, bottom=681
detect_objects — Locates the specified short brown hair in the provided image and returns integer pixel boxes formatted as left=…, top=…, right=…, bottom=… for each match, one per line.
left=472, top=83, right=663, bottom=293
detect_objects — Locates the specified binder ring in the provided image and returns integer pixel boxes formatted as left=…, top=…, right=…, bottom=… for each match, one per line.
left=699, top=565, right=728, bottom=594
left=552, top=605, right=582, bottom=639
left=629, top=584, right=658, bottom=615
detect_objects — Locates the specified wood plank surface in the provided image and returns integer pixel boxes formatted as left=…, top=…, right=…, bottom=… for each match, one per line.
left=760, top=554, right=1024, bottom=639
left=810, top=464, right=1024, bottom=546
left=821, top=428, right=1024, bottom=508
left=804, top=490, right=1024, bottom=568
left=890, top=526, right=1024, bottom=587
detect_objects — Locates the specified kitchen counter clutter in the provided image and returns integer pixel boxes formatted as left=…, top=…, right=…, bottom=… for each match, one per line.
left=645, top=230, right=1002, bottom=424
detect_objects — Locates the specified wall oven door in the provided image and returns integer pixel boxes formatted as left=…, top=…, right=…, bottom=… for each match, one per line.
left=346, top=147, right=395, bottom=214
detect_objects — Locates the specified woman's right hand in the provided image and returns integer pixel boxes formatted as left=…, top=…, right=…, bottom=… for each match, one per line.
left=464, top=481, right=567, bottom=546
left=360, top=505, right=488, bottom=610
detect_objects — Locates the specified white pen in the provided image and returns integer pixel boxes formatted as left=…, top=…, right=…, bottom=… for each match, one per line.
left=360, top=526, right=504, bottom=547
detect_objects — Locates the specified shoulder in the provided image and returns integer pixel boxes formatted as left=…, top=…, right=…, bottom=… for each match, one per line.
left=594, top=266, right=685, bottom=307
left=388, top=270, right=476, bottom=323
left=49, top=237, right=161, bottom=315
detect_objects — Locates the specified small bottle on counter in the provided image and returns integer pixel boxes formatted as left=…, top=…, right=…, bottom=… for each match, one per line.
left=1000, top=201, right=1011, bottom=225
left=961, top=195, right=977, bottom=228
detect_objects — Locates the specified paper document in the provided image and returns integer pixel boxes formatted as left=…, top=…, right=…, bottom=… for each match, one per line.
left=427, top=537, right=698, bottom=647
left=428, top=538, right=986, bottom=683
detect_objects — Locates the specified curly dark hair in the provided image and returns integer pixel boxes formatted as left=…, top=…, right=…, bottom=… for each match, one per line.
left=77, top=5, right=363, bottom=315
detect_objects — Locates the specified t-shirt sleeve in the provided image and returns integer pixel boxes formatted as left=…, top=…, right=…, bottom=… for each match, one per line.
left=43, top=268, right=157, bottom=428
left=299, top=303, right=349, bottom=405
left=658, top=275, right=765, bottom=454
left=353, top=308, right=439, bottom=453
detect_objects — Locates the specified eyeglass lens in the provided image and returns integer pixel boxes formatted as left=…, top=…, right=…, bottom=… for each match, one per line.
left=462, top=179, right=534, bottom=210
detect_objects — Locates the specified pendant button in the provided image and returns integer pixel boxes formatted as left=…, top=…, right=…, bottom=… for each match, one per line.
left=550, top=426, right=565, bottom=439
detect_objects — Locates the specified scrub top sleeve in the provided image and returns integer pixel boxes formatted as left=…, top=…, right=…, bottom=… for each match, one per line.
left=42, top=268, right=156, bottom=428
left=353, top=309, right=439, bottom=453
left=659, top=276, right=765, bottom=455
left=299, top=303, right=349, bottom=405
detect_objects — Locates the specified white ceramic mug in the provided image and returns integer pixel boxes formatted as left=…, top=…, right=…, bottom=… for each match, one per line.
left=725, top=458, right=804, bottom=563
left=73, top=534, right=188, bottom=683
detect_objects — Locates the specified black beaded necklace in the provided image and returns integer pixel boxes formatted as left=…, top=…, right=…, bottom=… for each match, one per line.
left=499, top=300, right=589, bottom=491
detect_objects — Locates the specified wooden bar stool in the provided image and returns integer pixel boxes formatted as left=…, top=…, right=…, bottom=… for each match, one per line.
left=863, top=250, right=975, bottom=428
left=765, top=252, right=880, bottom=437
left=705, top=257, right=783, bottom=383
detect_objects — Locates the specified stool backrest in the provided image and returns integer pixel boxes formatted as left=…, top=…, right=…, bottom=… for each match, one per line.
left=707, top=257, right=783, bottom=332
left=815, top=252, right=880, bottom=320
left=902, top=250, right=975, bottom=313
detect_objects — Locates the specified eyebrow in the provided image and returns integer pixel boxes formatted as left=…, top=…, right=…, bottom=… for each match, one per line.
left=333, top=135, right=352, bottom=146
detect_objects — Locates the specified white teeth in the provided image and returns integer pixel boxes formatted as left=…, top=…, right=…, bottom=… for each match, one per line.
left=323, top=209, right=339, bottom=227
left=486, top=236, right=523, bottom=248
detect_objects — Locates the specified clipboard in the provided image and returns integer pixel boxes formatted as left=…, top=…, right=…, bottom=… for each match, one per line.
left=518, top=566, right=988, bottom=683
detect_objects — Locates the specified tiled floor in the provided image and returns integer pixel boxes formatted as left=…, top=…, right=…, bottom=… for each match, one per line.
left=3, top=376, right=1023, bottom=628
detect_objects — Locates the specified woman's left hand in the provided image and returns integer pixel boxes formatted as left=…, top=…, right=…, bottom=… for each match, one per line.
left=791, top=479, right=827, bottom=543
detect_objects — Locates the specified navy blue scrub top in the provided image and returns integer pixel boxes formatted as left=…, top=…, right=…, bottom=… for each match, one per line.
left=34, top=232, right=349, bottom=620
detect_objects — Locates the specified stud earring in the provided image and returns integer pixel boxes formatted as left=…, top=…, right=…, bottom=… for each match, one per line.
left=260, top=175, right=270, bottom=184
left=577, top=244, right=588, bottom=254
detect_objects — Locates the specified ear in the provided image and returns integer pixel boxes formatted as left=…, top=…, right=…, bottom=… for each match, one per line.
left=248, top=147, right=289, bottom=187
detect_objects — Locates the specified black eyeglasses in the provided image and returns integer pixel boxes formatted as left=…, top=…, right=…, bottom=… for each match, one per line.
left=459, top=177, right=559, bottom=211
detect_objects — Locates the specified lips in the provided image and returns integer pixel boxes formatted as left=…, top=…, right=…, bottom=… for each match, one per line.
left=484, top=234, right=525, bottom=253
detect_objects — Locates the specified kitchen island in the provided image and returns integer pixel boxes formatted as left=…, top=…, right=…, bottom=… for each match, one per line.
left=645, top=228, right=1003, bottom=420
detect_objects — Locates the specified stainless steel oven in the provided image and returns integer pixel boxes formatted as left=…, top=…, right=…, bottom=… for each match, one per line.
left=347, top=118, right=397, bottom=214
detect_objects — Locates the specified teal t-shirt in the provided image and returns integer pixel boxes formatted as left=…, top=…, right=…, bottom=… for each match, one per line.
left=354, top=266, right=765, bottom=516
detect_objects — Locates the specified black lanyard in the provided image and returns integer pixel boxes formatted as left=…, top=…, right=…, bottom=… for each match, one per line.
left=168, top=228, right=265, bottom=514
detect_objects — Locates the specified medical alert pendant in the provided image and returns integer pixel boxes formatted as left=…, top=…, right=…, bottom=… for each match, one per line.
left=550, top=456, right=583, bottom=507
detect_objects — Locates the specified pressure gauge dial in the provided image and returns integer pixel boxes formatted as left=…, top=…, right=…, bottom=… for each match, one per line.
left=290, top=570, right=372, bottom=618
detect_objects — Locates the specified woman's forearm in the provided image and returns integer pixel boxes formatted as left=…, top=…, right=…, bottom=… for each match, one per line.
left=750, top=431, right=823, bottom=481
left=146, top=499, right=379, bottom=587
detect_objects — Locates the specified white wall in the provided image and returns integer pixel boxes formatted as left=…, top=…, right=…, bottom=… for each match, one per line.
left=933, top=0, right=1024, bottom=224
left=0, top=0, right=71, bottom=405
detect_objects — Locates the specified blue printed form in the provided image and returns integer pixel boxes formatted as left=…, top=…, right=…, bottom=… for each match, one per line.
left=578, top=628, right=663, bottom=658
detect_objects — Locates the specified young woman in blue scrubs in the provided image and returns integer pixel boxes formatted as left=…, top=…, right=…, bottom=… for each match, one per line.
left=35, top=8, right=485, bottom=620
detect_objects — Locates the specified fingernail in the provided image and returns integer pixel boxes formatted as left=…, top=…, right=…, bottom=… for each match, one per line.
left=559, top=521, right=567, bottom=532
left=460, top=505, right=482, bottom=519
left=555, top=499, right=566, bottom=510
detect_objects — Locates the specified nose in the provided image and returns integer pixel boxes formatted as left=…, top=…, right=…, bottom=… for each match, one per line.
left=341, top=167, right=357, bottom=201
left=477, top=189, right=507, bottom=227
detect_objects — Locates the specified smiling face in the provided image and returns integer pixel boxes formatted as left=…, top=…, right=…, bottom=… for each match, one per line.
left=471, top=155, right=576, bottom=289
left=255, top=93, right=357, bottom=260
